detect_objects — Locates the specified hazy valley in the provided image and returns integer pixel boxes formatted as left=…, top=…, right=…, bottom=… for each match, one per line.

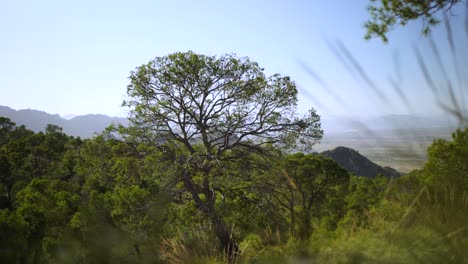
left=1, top=105, right=457, bottom=173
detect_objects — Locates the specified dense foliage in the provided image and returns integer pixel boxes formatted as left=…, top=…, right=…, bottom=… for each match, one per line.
left=1, top=115, right=467, bottom=263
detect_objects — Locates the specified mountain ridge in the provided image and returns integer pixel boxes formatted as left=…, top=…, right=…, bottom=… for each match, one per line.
left=0, top=105, right=128, bottom=138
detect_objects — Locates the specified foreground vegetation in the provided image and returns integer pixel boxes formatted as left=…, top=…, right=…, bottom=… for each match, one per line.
left=1, top=116, right=467, bottom=263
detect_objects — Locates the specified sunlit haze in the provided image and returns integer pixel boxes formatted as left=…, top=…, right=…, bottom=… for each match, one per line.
left=1, top=0, right=467, bottom=118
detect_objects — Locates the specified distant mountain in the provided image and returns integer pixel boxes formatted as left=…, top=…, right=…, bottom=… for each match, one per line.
left=62, top=114, right=78, bottom=120
left=321, top=114, right=459, bottom=135
left=0, top=105, right=128, bottom=138
left=366, top=114, right=459, bottom=131
left=321, top=146, right=400, bottom=178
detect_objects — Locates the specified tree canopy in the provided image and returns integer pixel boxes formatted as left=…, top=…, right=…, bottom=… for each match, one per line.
left=124, top=51, right=322, bottom=155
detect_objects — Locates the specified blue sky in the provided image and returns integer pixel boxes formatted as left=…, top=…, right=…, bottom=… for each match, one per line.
left=1, top=0, right=467, bottom=118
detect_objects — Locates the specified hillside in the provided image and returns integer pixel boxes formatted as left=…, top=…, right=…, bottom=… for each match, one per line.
left=321, top=146, right=400, bottom=178
left=0, top=105, right=128, bottom=138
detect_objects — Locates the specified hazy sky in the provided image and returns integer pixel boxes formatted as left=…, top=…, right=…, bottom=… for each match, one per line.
left=1, top=0, right=467, bottom=118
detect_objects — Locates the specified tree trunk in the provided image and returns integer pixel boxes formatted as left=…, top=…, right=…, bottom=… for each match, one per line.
left=301, top=213, right=312, bottom=240
left=183, top=175, right=239, bottom=262
left=209, top=205, right=239, bottom=262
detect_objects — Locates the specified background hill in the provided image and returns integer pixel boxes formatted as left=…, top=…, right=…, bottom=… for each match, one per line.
left=316, top=114, right=458, bottom=172
left=321, top=146, right=400, bottom=178
left=0, top=105, right=128, bottom=138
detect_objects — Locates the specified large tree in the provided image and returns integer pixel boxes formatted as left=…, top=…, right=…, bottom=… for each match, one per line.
left=124, top=51, right=323, bottom=258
